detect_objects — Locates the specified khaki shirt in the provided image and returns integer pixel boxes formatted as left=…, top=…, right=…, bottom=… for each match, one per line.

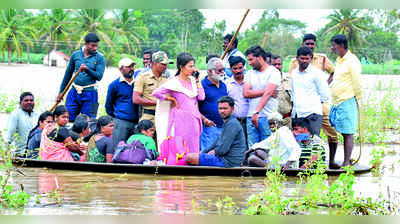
left=133, top=69, right=168, bottom=110
left=288, top=53, right=335, bottom=75
left=278, top=72, right=292, bottom=116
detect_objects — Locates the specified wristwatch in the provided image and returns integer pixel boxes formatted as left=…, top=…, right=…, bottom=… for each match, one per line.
left=254, top=112, right=260, bottom=115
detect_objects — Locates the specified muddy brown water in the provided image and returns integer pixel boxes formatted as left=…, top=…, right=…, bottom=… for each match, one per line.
left=1, top=65, right=400, bottom=214
left=2, top=143, right=399, bottom=215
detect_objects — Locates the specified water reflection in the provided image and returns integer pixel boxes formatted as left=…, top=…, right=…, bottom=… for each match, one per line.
left=4, top=143, right=400, bottom=214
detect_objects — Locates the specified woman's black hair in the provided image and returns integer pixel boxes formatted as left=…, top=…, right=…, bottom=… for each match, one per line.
left=52, top=105, right=68, bottom=119
left=175, top=52, right=195, bottom=76
left=71, top=117, right=89, bottom=134
left=134, top=119, right=154, bottom=134
left=83, top=115, right=113, bottom=142
left=96, top=115, right=113, bottom=134
left=26, top=111, right=53, bottom=147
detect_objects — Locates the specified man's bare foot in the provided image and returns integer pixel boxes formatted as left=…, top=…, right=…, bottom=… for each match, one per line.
left=329, top=162, right=341, bottom=169
left=341, top=161, right=351, bottom=167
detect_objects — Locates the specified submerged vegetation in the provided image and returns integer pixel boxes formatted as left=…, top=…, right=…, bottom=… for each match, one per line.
left=0, top=131, right=30, bottom=212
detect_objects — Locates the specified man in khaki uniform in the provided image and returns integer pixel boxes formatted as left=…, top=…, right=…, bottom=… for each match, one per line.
left=133, top=51, right=173, bottom=123
left=288, top=33, right=339, bottom=169
left=272, top=55, right=292, bottom=129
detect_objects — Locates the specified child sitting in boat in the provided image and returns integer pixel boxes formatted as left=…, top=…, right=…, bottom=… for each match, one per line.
left=86, top=115, right=114, bottom=163
left=127, top=119, right=157, bottom=160
left=40, top=106, right=88, bottom=161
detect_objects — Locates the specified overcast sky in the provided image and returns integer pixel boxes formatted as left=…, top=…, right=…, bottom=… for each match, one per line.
left=199, top=9, right=334, bottom=35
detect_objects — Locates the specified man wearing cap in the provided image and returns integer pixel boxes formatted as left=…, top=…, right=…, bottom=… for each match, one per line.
left=105, top=58, right=140, bottom=148
left=133, top=51, right=173, bottom=123
left=57, top=32, right=106, bottom=122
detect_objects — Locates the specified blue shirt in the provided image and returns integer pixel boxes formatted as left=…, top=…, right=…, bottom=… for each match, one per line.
left=199, top=77, right=227, bottom=128
left=59, top=48, right=106, bottom=93
left=105, top=77, right=139, bottom=122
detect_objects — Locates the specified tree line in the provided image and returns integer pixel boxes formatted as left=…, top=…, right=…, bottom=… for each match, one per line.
left=0, top=9, right=399, bottom=67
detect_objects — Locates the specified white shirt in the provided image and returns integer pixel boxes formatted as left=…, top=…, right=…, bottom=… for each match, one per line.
left=244, top=66, right=281, bottom=117
left=7, top=108, right=39, bottom=154
left=251, top=126, right=301, bottom=166
left=291, top=65, right=330, bottom=118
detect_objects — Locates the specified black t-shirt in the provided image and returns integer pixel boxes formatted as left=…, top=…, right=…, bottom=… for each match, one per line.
left=47, top=127, right=71, bottom=143
left=95, top=136, right=114, bottom=156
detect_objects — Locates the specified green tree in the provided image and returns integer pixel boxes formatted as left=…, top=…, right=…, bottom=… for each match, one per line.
left=36, top=9, right=73, bottom=65
left=72, top=9, right=114, bottom=64
left=0, top=9, right=37, bottom=65
left=199, top=20, right=226, bottom=56
left=321, top=9, right=370, bottom=52
left=240, top=10, right=305, bottom=58
left=111, top=9, right=149, bottom=57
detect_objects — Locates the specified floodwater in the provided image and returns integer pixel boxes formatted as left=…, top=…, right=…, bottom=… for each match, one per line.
left=2, top=143, right=400, bottom=215
left=1, top=65, right=400, bottom=214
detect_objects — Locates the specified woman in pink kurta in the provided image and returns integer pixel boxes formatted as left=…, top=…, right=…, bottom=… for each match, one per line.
left=153, top=52, right=205, bottom=153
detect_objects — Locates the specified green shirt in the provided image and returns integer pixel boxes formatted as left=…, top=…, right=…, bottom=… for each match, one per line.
left=298, top=136, right=326, bottom=168
left=127, top=133, right=158, bottom=157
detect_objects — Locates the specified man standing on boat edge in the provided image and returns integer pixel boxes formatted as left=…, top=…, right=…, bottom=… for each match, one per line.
left=57, top=32, right=106, bottom=122
left=289, top=33, right=339, bottom=169
left=105, top=58, right=139, bottom=149
left=329, top=34, right=363, bottom=168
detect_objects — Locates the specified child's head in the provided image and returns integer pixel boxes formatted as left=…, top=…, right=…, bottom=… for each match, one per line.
left=136, top=120, right=155, bottom=137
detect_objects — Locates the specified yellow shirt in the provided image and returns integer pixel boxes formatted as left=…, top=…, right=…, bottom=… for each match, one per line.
left=288, top=53, right=335, bottom=75
left=330, top=51, right=362, bottom=106
left=133, top=70, right=168, bottom=110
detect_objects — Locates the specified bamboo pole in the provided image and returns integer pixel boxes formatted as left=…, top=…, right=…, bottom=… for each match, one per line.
left=50, top=70, right=81, bottom=112
left=221, top=9, right=250, bottom=60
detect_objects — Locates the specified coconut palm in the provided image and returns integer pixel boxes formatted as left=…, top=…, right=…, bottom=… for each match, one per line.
left=36, top=9, right=73, bottom=65
left=0, top=9, right=37, bottom=65
left=72, top=9, right=114, bottom=48
left=111, top=9, right=149, bottom=56
left=322, top=9, right=370, bottom=52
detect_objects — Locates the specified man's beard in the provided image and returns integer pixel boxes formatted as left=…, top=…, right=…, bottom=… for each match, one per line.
left=211, top=71, right=224, bottom=82
left=123, top=71, right=134, bottom=79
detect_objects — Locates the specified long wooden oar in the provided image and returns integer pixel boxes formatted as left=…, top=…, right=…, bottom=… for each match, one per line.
left=221, top=9, right=250, bottom=60
left=50, top=70, right=81, bottom=112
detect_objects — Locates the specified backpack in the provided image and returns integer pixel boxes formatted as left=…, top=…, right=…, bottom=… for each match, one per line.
left=157, top=136, right=189, bottom=166
left=112, top=140, right=148, bottom=164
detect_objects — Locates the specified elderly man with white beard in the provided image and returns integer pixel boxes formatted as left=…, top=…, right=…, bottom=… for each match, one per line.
left=198, top=57, right=228, bottom=150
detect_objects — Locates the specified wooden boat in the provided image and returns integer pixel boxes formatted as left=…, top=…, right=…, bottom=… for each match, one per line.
left=13, top=158, right=372, bottom=177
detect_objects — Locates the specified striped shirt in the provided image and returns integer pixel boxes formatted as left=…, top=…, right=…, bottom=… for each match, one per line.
left=298, top=136, right=326, bottom=168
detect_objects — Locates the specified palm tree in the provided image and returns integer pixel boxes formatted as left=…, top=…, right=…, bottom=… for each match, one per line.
left=36, top=9, right=73, bottom=66
left=72, top=9, right=114, bottom=48
left=111, top=9, right=149, bottom=57
left=322, top=9, right=370, bottom=52
left=0, top=9, right=37, bottom=65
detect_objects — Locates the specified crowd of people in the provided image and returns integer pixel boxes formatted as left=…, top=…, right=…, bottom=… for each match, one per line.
left=6, top=32, right=362, bottom=170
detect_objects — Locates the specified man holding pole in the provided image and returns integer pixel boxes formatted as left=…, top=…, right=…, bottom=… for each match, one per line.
left=57, top=32, right=106, bottom=122
left=221, top=34, right=246, bottom=78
